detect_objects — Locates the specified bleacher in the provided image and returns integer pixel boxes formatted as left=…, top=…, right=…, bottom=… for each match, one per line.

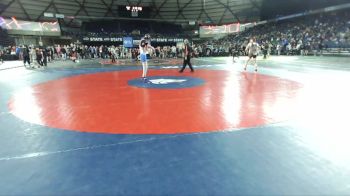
left=0, top=27, right=15, bottom=47
left=83, top=20, right=185, bottom=38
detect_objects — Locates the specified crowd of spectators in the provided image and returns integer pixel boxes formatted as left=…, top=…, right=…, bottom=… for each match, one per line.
left=0, top=28, right=16, bottom=64
left=0, top=28, right=15, bottom=47
left=194, top=10, right=350, bottom=57
left=0, top=43, right=188, bottom=67
left=63, top=20, right=187, bottom=39
left=2, top=10, right=350, bottom=66
left=53, top=44, right=185, bottom=61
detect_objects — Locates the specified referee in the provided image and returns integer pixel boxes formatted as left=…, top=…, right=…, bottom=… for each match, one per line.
left=179, top=39, right=194, bottom=73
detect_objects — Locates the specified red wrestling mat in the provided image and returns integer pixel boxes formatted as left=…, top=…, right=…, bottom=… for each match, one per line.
left=8, top=69, right=302, bottom=134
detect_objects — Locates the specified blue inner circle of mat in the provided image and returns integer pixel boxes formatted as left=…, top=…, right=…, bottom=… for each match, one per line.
left=128, top=76, right=205, bottom=89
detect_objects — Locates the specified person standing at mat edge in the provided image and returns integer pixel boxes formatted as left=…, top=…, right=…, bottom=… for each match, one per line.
left=244, top=38, right=260, bottom=72
left=179, top=39, right=194, bottom=73
left=23, top=46, right=30, bottom=67
left=0, top=49, right=4, bottom=64
left=140, top=34, right=155, bottom=83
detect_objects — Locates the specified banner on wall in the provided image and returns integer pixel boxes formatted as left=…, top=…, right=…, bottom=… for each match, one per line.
left=0, top=17, right=60, bottom=36
left=123, top=37, right=133, bottom=48
left=82, top=37, right=123, bottom=42
left=82, top=36, right=184, bottom=43
left=199, top=23, right=240, bottom=38
left=199, top=23, right=240, bottom=37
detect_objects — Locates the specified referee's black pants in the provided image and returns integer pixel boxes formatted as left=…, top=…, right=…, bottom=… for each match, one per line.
left=179, top=55, right=194, bottom=72
left=23, top=56, right=30, bottom=66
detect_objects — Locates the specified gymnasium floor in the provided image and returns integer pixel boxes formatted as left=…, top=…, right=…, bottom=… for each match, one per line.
left=0, top=56, right=350, bottom=195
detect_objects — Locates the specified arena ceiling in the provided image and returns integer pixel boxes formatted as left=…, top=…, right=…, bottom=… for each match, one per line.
left=0, top=0, right=263, bottom=26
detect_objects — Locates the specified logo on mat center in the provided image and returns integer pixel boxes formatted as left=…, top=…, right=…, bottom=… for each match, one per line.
left=149, top=79, right=187, bottom=84
left=128, top=76, right=205, bottom=89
